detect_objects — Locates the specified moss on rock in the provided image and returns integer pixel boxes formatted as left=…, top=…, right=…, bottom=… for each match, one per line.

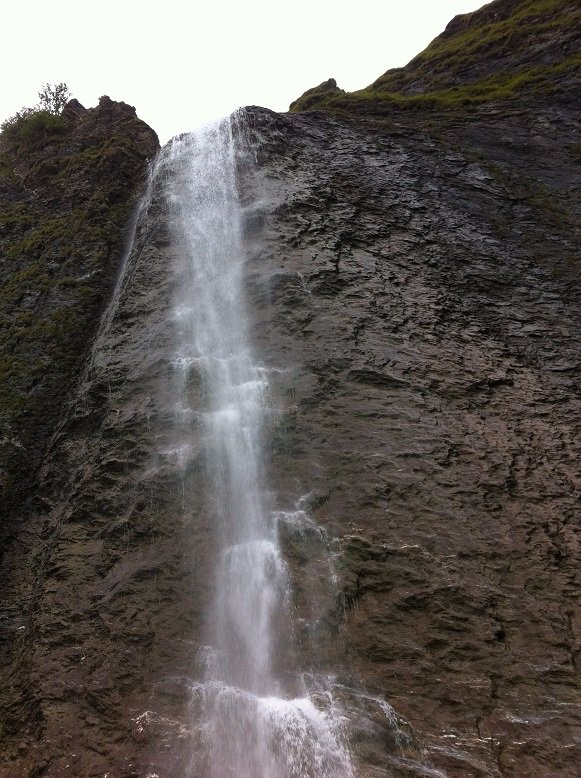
left=0, top=97, right=159, bottom=537
left=289, top=0, right=580, bottom=117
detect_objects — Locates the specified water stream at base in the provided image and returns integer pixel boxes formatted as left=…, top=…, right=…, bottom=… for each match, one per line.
left=159, top=115, right=354, bottom=777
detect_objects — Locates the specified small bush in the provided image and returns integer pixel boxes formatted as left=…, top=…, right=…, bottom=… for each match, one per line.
left=1, top=110, right=66, bottom=143
left=37, top=82, right=71, bottom=114
left=0, top=82, right=70, bottom=144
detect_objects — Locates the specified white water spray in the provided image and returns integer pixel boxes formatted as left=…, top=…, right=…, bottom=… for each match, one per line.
left=160, top=115, right=353, bottom=777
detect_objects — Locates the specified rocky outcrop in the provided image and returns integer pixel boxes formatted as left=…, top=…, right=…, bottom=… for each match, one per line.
left=290, top=0, right=580, bottom=114
left=0, top=96, right=159, bottom=536
left=0, top=97, right=158, bottom=773
left=288, top=78, right=345, bottom=112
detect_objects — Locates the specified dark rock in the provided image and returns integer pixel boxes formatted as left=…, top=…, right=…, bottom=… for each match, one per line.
left=289, top=77, right=345, bottom=112
left=0, top=0, right=579, bottom=774
left=240, top=99, right=580, bottom=775
left=0, top=96, right=159, bottom=539
left=61, top=98, right=86, bottom=122
left=0, top=97, right=159, bottom=771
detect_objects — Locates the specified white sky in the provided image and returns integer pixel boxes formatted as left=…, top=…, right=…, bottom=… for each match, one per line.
left=2, top=1, right=484, bottom=144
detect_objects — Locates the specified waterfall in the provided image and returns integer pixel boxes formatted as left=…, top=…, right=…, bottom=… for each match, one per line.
left=157, top=115, right=353, bottom=777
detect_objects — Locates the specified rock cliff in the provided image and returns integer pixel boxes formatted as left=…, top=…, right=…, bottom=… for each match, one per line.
left=0, top=0, right=580, bottom=775
left=247, top=100, right=580, bottom=775
left=0, top=96, right=159, bottom=773
left=0, top=96, right=159, bottom=534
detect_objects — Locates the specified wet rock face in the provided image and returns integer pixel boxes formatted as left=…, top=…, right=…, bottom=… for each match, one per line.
left=0, top=103, right=579, bottom=777
left=0, top=98, right=159, bottom=773
left=0, top=96, right=159, bottom=538
left=241, top=106, right=580, bottom=775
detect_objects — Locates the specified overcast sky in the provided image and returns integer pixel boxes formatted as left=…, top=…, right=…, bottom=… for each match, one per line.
left=3, top=0, right=484, bottom=143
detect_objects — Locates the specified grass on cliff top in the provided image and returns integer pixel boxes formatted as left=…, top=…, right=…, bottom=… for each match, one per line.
left=290, top=0, right=580, bottom=115
left=372, top=0, right=579, bottom=91
left=291, top=53, right=580, bottom=115
left=0, top=110, right=66, bottom=149
left=405, top=1, right=575, bottom=66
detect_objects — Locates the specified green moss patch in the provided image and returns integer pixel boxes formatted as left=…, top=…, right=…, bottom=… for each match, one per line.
left=0, top=97, right=158, bottom=528
left=290, top=0, right=580, bottom=116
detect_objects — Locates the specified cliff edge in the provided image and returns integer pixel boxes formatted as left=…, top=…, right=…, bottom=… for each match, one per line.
left=0, top=96, right=159, bottom=543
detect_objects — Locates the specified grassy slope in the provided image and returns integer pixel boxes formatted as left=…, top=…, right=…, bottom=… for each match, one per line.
left=289, top=0, right=581, bottom=115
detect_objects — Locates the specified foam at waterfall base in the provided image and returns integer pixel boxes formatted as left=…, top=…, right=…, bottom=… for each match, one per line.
left=188, top=680, right=354, bottom=778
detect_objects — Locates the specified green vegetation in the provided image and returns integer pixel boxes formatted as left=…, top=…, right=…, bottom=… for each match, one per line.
left=0, top=110, right=66, bottom=144
left=290, top=0, right=580, bottom=116
left=1, top=82, right=70, bottom=146
left=0, top=88, right=158, bottom=528
left=288, top=78, right=345, bottom=112
left=291, top=54, right=580, bottom=115
left=334, top=54, right=579, bottom=113
left=386, top=1, right=576, bottom=76
left=37, top=82, right=71, bottom=114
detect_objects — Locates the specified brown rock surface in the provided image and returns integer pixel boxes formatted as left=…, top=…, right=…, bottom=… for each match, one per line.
left=0, top=97, right=159, bottom=775
left=0, top=95, right=159, bottom=529
left=1, top=1, right=580, bottom=775
left=1, top=96, right=578, bottom=775
left=243, top=102, right=580, bottom=776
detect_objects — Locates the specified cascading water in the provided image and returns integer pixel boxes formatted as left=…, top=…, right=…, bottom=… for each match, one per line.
left=159, top=115, right=354, bottom=777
